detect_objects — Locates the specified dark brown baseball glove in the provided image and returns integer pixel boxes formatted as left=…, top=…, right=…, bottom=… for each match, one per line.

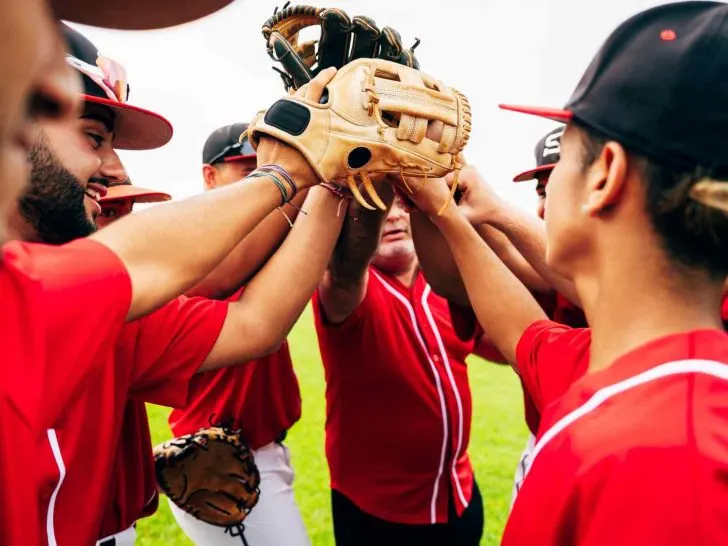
left=153, top=426, right=260, bottom=528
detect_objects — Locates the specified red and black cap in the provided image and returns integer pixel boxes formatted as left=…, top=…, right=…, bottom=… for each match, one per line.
left=51, top=0, right=234, bottom=30
left=501, top=1, right=728, bottom=174
left=202, top=123, right=256, bottom=165
left=513, top=126, right=564, bottom=182
left=62, top=24, right=172, bottom=150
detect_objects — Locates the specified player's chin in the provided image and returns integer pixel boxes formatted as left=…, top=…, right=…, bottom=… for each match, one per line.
left=374, top=240, right=415, bottom=265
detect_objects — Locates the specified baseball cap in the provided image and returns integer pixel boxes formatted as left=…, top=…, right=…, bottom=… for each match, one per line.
left=62, top=24, right=173, bottom=151
left=513, top=126, right=564, bottom=182
left=51, top=0, right=235, bottom=30
left=100, top=183, right=171, bottom=204
left=500, top=1, right=728, bottom=173
left=202, top=123, right=256, bottom=165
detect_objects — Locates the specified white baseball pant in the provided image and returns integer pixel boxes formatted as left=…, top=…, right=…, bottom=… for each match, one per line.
left=169, top=442, right=310, bottom=546
left=510, top=433, right=536, bottom=510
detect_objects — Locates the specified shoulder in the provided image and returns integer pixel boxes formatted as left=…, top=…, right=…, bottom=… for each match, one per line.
left=517, top=320, right=591, bottom=371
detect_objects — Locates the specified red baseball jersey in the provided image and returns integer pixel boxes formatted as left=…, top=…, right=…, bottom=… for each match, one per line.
left=455, top=290, right=588, bottom=435
left=504, top=321, right=728, bottom=545
left=0, top=239, right=131, bottom=546
left=169, top=290, right=301, bottom=450
left=39, top=295, right=228, bottom=544
left=313, top=268, right=478, bottom=525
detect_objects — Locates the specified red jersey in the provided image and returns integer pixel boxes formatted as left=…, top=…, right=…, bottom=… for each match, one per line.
left=504, top=322, right=728, bottom=545
left=313, top=268, right=477, bottom=525
left=169, top=291, right=300, bottom=450
left=38, top=295, right=228, bottom=544
left=0, top=239, right=130, bottom=546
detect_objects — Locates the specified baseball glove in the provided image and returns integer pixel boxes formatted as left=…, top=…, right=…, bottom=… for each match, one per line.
left=262, top=3, right=419, bottom=92
left=153, top=426, right=260, bottom=528
left=248, top=58, right=471, bottom=213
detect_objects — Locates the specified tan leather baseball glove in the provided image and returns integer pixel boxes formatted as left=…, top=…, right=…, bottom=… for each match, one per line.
left=153, top=426, right=260, bottom=530
left=248, top=58, right=471, bottom=212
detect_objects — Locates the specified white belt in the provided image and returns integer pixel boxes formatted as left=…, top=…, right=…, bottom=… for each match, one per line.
left=96, top=524, right=136, bottom=546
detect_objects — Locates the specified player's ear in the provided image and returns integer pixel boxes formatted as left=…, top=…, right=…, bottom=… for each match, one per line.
left=583, top=141, right=628, bottom=215
left=202, top=164, right=218, bottom=191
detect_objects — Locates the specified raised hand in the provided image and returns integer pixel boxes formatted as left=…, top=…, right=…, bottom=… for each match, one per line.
left=254, top=67, right=338, bottom=191
left=445, top=166, right=506, bottom=226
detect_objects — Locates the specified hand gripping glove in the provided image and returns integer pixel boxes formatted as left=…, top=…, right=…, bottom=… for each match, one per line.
left=247, top=57, right=471, bottom=212
left=262, top=3, right=419, bottom=91
left=153, top=426, right=260, bottom=531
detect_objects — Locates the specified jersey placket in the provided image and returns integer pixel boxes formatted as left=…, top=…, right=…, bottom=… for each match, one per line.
left=373, top=270, right=462, bottom=522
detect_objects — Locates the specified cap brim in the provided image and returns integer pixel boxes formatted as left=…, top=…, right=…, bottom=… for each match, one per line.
left=499, top=104, right=573, bottom=123
left=223, top=154, right=257, bottom=162
left=100, top=184, right=171, bottom=204
left=513, top=164, right=556, bottom=182
left=52, top=0, right=234, bottom=30
left=84, top=95, right=173, bottom=151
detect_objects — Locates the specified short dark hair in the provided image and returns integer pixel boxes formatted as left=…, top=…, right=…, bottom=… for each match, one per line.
left=574, top=119, right=728, bottom=279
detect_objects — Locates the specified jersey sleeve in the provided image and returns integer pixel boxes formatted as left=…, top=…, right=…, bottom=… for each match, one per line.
left=128, top=296, right=229, bottom=407
left=2, top=239, right=132, bottom=427
left=515, top=320, right=591, bottom=413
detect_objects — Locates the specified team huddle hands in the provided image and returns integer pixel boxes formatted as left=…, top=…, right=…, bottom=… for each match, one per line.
left=2, top=1, right=728, bottom=546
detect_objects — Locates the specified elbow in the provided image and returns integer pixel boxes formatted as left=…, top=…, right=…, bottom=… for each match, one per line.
left=258, top=336, right=284, bottom=357
left=250, top=314, right=289, bottom=358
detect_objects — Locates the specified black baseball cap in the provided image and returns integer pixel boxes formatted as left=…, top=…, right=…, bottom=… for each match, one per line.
left=513, top=126, right=564, bottom=182
left=52, top=0, right=235, bottom=30
left=500, top=1, right=728, bottom=174
left=62, top=25, right=172, bottom=150
left=202, top=123, right=256, bottom=165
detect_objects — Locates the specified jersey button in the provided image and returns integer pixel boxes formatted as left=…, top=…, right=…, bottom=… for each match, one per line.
left=433, top=354, right=440, bottom=362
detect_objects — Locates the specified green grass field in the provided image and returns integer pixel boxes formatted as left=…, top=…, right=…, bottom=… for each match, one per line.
left=139, top=305, right=528, bottom=545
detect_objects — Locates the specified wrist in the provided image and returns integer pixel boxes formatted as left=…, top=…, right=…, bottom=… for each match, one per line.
left=430, top=199, right=462, bottom=228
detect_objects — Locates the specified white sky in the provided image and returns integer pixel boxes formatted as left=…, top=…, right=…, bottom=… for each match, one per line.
left=70, top=0, right=669, bottom=213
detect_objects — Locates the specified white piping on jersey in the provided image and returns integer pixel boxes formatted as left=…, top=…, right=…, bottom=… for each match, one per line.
left=525, top=358, right=728, bottom=479
left=46, top=429, right=66, bottom=546
left=420, top=285, right=468, bottom=509
left=371, top=271, right=449, bottom=524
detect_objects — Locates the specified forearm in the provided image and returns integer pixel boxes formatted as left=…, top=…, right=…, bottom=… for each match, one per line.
left=475, top=223, right=551, bottom=293
left=433, top=206, right=547, bottom=364
left=319, top=184, right=394, bottom=323
left=329, top=185, right=394, bottom=287
left=201, top=186, right=345, bottom=368
left=487, top=202, right=580, bottom=306
left=411, top=209, right=470, bottom=307
left=91, top=177, right=286, bottom=321
left=186, top=191, right=308, bottom=300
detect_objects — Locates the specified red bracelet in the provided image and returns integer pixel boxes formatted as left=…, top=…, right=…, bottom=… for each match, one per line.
left=320, top=182, right=353, bottom=199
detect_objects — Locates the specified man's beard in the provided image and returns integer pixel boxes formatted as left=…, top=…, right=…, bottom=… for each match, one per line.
left=21, top=134, right=97, bottom=245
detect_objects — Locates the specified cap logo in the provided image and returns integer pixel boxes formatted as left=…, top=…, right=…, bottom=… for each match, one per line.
left=542, top=130, right=563, bottom=158
left=660, top=29, right=677, bottom=41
